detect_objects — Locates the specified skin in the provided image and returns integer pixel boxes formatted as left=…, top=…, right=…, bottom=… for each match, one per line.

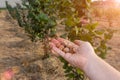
left=50, top=38, right=120, bottom=80
left=1, top=69, right=14, bottom=80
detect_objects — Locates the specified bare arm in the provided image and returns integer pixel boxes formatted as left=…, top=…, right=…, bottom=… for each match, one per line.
left=84, top=55, right=120, bottom=80
left=50, top=38, right=120, bottom=80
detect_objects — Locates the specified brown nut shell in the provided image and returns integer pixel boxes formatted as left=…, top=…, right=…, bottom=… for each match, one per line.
left=56, top=43, right=61, bottom=48
left=63, top=47, right=70, bottom=53
left=69, top=47, right=76, bottom=54
left=59, top=45, right=65, bottom=50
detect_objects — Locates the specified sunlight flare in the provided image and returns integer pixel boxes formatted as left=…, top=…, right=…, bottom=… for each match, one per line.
left=116, top=0, right=120, bottom=3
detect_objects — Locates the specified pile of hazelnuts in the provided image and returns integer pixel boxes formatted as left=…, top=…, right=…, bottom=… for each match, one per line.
left=50, top=38, right=76, bottom=54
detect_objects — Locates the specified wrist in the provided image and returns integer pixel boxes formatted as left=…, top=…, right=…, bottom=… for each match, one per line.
left=82, top=54, right=99, bottom=72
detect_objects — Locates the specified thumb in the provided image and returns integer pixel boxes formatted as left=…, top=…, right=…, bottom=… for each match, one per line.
left=74, top=40, right=85, bottom=46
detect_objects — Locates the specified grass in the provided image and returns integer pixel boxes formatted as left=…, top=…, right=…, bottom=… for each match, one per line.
left=0, top=8, right=7, bottom=13
left=0, top=8, right=7, bottom=10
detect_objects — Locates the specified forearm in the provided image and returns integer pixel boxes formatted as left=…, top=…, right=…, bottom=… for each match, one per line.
left=83, top=55, right=120, bottom=80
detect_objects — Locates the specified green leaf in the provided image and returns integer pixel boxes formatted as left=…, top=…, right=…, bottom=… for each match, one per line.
left=60, top=33, right=67, bottom=38
left=85, top=23, right=98, bottom=31
left=48, top=19, right=56, bottom=26
left=95, top=29, right=105, bottom=35
left=65, top=73, right=75, bottom=78
left=104, top=33, right=113, bottom=40
left=90, top=23, right=98, bottom=30
left=37, top=12, right=49, bottom=21
left=75, top=26, right=79, bottom=35
left=65, top=17, right=76, bottom=26
left=64, top=66, right=73, bottom=73
left=76, top=68, right=83, bottom=74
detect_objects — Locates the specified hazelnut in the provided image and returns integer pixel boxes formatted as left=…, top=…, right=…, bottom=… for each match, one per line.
left=63, top=47, right=70, bottom=53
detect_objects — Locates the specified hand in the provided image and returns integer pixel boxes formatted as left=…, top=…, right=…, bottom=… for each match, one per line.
left=49, top=38, right=97, bottom=70
left=50, top=38, right=120, bottom=80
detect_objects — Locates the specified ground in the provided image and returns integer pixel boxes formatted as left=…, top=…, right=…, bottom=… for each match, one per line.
left=0, top=10, right=120, bottom=80
left=0, top=10, right=66, bottom=80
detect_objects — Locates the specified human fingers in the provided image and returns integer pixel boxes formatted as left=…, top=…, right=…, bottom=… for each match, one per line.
left=52, top=46, right=66, bottom=58
left=49, top=42, right=60, bottom=56
left=52, top=47, right=73, bottom=61
left=51, top=50, right=60, bottom=57
left=51, top=38, right=61, bottom=47
left=74, top=40, right=85, bottom=46
left=63, top=53, right=72, bottom=61
left=50, top=39, right=76, bottom=54
left=57, top=38, right=78, bottom=48
left=49, top=42, right=56, bottom=48
left=49, top=42, right=66, bottom=51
